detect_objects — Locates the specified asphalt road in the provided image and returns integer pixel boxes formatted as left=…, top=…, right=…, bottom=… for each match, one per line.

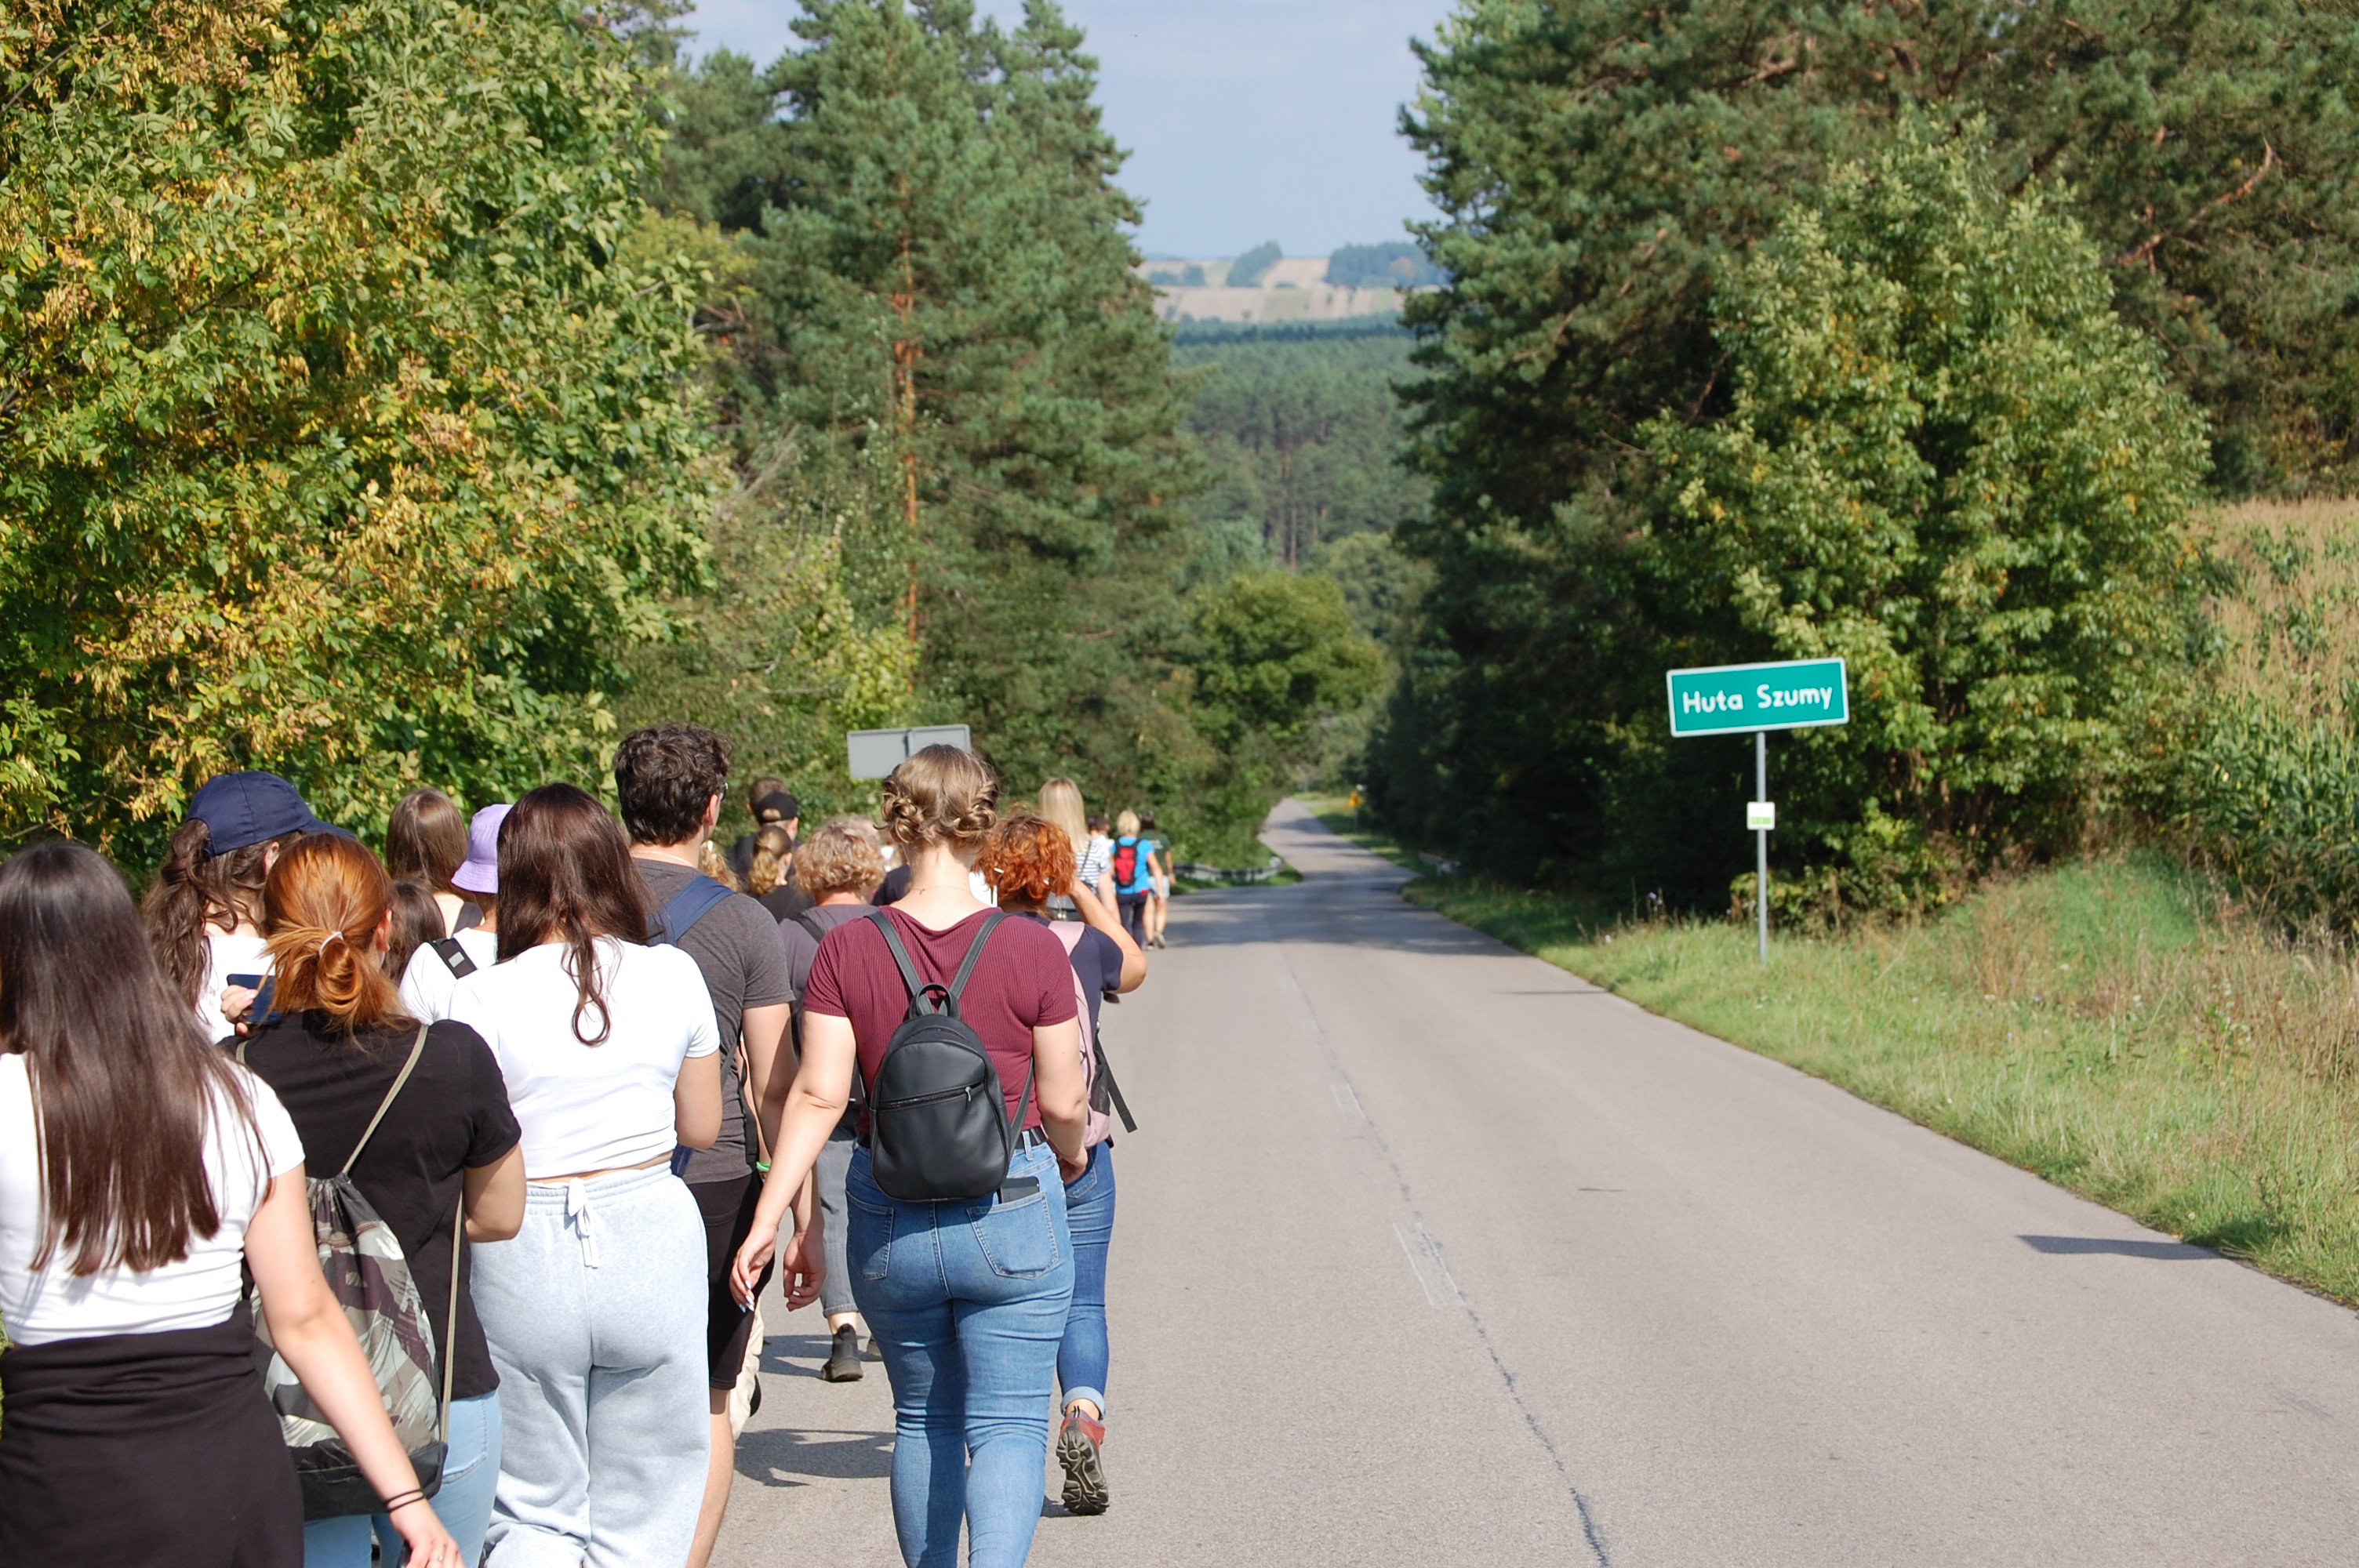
left=715, top=800, right=2359, bottom=1566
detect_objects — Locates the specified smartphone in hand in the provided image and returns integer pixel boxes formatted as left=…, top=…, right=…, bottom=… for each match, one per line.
left=223, top=973, right=277, bottom=1025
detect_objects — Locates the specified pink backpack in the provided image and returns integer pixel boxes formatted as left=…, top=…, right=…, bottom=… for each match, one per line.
left=1048, top=923, right=1137, bottom=1148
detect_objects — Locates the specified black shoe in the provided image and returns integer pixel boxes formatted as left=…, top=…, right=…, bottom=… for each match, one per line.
left=823, top=1324, right=863, bottom=1382
left=1056, top=1412, right=1110, bottom=1515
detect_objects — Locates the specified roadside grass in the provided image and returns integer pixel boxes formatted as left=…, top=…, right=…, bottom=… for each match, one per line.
left=1307, top=804, right=2359, bottom=1304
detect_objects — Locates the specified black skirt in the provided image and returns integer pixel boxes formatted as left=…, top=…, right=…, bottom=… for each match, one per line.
left=0, top=1302, right=300, bottom=1566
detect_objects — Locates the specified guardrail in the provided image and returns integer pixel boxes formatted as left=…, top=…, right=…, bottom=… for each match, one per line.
left=1174, top=855, right=1285, bottom=885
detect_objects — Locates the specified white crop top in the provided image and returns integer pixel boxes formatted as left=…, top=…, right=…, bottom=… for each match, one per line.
left=0, top=1055, right=305, bottom=1345
left=447, top=938, right=718, bottom=1179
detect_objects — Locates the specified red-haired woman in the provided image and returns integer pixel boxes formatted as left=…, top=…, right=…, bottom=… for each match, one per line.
left=0, top=842, right=463, bottom=1567
left=979, top=813, right=1147, bottom=1515
left=238, top=835, right=526, bottom=1567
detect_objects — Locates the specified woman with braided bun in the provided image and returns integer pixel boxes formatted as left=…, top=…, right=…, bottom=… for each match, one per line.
left=237, top=834, right=526, bottom=1568
left=735, top=746, right=1089, bottom=1568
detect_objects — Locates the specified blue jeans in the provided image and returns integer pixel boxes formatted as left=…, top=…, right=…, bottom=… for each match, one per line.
left=302, top=1389, right=500, bottom=1566
left=848, top=1142, right=1074, bottom=1568
left=1056, top=1142, right=1115, bottom=1421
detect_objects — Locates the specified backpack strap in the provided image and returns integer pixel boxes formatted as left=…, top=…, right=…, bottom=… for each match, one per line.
left=652, top=873, right=736, bottom=947
left=1095, top=1039, right=1139, bottom=1134
left=791, top=909, right=831, bottom=946
left=943, top=913, right=1005, bottom=1005
left=442, top=1201, right=463, bottom=1444
left=343, top=1025, right=431, bottom=1176
left=865, top=909, right=933, bottom=1009
left=428, top=936, right=476, bottom=979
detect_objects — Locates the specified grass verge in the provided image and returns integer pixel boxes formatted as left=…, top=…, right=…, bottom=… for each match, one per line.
left=1321, top=813, right=2359, bottom=1305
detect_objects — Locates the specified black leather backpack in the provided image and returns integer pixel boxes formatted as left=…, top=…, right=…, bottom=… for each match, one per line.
left=860, top=910, right=1038, bottom=1203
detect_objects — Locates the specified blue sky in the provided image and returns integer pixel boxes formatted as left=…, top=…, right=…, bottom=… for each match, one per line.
left=676, top=1, right=1456, bottom=258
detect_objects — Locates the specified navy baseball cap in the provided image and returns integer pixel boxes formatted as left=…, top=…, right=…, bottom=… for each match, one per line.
left=186, top=771, right=347, bottom=855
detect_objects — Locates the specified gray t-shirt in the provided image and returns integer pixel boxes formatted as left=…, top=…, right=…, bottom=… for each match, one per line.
left=780, top=902, right=876, bottom=1136
left=635, top=857, right=794, bottom=1184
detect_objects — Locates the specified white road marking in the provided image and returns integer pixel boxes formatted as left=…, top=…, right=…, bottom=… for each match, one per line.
left=1396, top=1221, right=1464, bottom=1309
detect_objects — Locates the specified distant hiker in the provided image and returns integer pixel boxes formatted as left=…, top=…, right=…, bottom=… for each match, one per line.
left=1137, top=810, right=1171, bottom=949
left=385, top=788, right=478, bottom=938
left=979, top=814, right=1147, bottom=1515
left=239, top=834, right=526, bottom=1567
left=1112, top=811, right=1153, bottom=946
left=143, top=771, right=343, bottom=1042
left=732, top=746, right=1089, bottom=1568
left=749, top=822, right=815, bottom=923
left=772, top=819, right=892, bottom=1383
left=727, top=779, right=800, bottom=884
left=1081, top=812, right=1116, bottom=898
left=0, top=842, right=465, bottom=1568
left=612, top=724, right=816, bottom=1568
left=1038, top=778, right=1118, bottom=921
left=445, top=785, right=724, bottom=1566
left=398, top=804, right=507, bottom=1025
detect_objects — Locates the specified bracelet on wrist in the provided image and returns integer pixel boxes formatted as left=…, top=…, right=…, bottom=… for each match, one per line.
left=380, top=1487, right=427, bottom=1512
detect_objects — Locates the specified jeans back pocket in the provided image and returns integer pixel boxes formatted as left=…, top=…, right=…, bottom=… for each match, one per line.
left=971, top=1189, right=1060, bottom=1279
left=846, top=1189, right=896, bottom=1283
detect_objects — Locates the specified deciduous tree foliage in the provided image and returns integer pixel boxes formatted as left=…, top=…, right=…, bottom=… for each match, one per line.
left=1377, top=0, right=2354, bottom=902
left=0, top=0, right=714, bottom=853
left=1377, top=122, right=2209, bottom=908
left=1645, top=125, right=2208, bottom=907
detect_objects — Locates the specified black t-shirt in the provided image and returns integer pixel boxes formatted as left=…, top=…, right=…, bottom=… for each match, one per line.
left=634, top=857, right=794, bottom=1183
left=875, top=863, right=912, bottom=906
left=239, top=1011, right=520, bottom=1402
left=758, top=883, right=814, bottom=923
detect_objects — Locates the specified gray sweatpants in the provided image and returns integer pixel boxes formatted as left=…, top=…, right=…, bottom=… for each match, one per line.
left=474, top=1166, right=710, bottom=1568
left=816, top=1125, right=857, bottom=1318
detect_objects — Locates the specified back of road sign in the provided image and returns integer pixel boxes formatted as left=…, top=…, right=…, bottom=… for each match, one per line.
left=1667, top=658, right=1848, bottom=738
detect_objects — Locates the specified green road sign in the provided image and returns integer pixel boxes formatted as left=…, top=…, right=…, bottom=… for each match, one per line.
left=1667, top=658, right=1849, bottom=738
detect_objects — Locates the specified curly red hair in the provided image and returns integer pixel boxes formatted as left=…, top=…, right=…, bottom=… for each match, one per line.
left=980, top=814, right=1075, bottom=913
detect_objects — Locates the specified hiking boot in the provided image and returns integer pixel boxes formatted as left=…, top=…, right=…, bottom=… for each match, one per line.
left=1056, top=1410, right=1110, bottom=1515
left=823, top=1324, right=863, bottom=1383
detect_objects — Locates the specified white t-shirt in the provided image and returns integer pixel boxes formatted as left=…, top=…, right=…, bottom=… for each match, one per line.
left=398, top=927, right=501, bottom=1023
left=447, top=938, right=718, bottom=1179
left=0, top=1055, right=304, bottom=1345
left=197, top=929, right=271, bottom=1044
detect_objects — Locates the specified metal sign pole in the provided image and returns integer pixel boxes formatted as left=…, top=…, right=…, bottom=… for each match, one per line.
left=1755, top=729, right=1768, bottom=967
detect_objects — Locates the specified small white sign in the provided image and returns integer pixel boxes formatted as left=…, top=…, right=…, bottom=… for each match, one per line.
left=1747, top=800, right=1776, bottom=832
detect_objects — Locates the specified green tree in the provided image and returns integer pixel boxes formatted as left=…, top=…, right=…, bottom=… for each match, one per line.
left=1227, top=241, right=1281, bottom=288
left=1187, top=570, right=1384, bottom=855
left=660, top=2, right=1245, bottom=851
left=0, top=0, right=714, bottom=853
left=1377, top=0, right=2357, bottom=894
left=1642, top=124, right=2208, bottom=907
left=1325, top=242, right=1443, bottom=290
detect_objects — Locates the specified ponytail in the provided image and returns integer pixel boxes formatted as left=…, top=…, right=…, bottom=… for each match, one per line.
left=263, top=837, right=409, bottom=1036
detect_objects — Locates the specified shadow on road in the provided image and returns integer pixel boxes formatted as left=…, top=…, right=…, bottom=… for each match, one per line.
left=2017, top=1234, right=2223, bottom=1261
left=735, top=1425, right=895, bottom=1486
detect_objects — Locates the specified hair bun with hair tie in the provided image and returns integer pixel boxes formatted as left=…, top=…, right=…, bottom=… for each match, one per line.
left=316, top=930, right=347, bottom=959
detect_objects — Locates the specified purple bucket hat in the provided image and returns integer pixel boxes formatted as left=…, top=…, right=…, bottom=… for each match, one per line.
left=450, top=804, right=511, bottom=895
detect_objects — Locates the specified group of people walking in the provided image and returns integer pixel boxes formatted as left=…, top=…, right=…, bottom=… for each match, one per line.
left=0, top=730, right=1162, bottom=1567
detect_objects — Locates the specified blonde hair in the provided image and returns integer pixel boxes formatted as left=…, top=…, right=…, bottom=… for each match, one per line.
left=747, top=824, right=794, bottom=895
left=796, top=822, right=888, bottom=898
left=1116, top=809, right=1140, bottom=837
left=1036, top=778, right=1089, bottom=861
left=697, top=839, right=743, bottom=892
left=264, top=836, right=409, bottom=1035
left=881, top=746, right=998, bottom=852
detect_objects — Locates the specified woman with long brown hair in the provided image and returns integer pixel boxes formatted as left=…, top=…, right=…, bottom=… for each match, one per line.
left=0, top=842, right=463, bottom=1567
left=238, top=836, right=527, bottom=1568
left=385, top=787, right=475, bottom=938
left=445, top=784, right=725, bottom=1566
